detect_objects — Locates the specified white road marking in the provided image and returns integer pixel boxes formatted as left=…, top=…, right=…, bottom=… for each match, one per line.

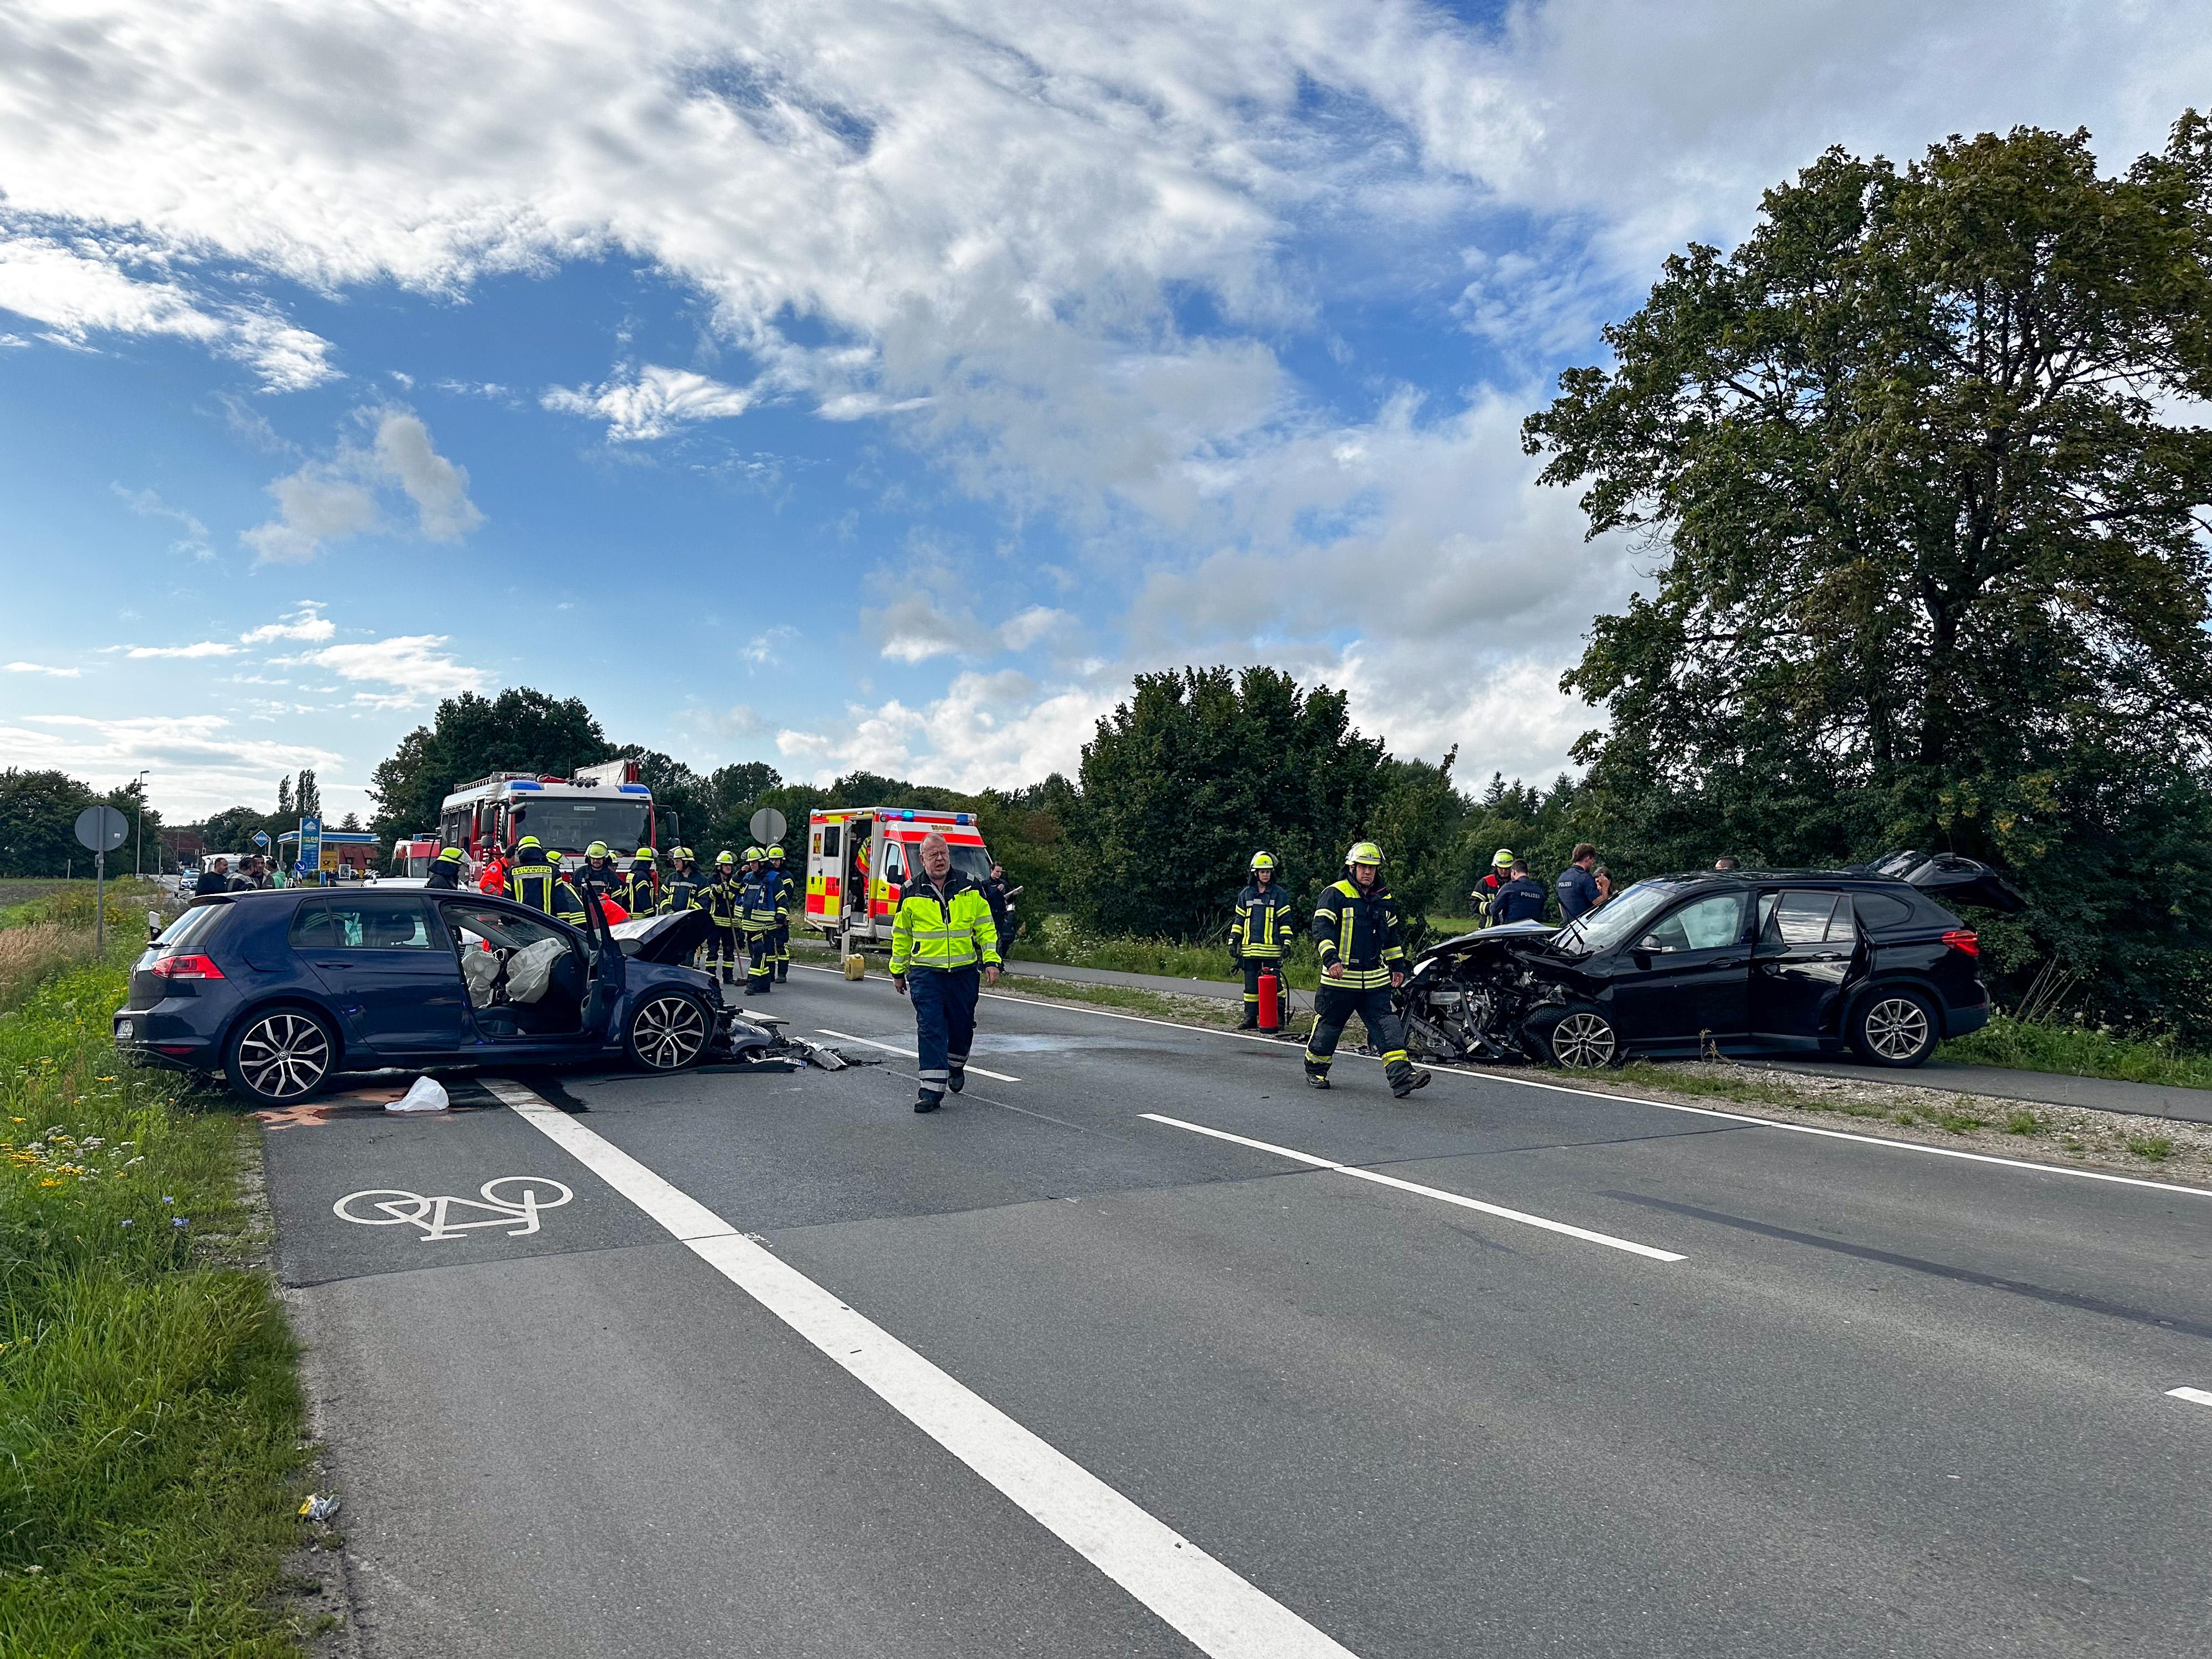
left=2167, top=1386, right=2212, bottom=1408
left=332, top=1176, right=571, bottom=1240
left=794, top=969, right=2212, bottom=1202
left=482, top=1076, right=1360, bottom=1659
left=1141, top=1113, right=1685, bottom=1261
left=817, top=1026, right=1022, bottom=1083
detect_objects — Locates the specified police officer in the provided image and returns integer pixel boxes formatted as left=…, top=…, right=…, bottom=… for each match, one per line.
left=424, top=845, right=468, bottom=890
left=1488, top=858, right=1548, bottom=924
left=618, top=849, right=658, bottom=916
left=700, top=851, right=742, bottom=987
left=890, top=831, right=1001, bottom=1113
left=1305, top=841, right=1427, bottom=1098
left=766, top=844, right=796, bottom=982
left=1228, top=852, right=1296, bottom=1030
left=578, top=840, right=621, bottom=906
left=739, top=847, right=780, bottom=994
left=505, top=836, right=557, bottom=914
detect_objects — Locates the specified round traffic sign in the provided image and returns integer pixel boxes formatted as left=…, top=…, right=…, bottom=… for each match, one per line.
left=74, top=804, right=129, bottom=853
left=749, top=807, right=787, bottom=847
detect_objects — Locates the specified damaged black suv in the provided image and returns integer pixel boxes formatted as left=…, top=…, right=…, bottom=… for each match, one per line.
left=1398, top=852, right=2021, bottom=1071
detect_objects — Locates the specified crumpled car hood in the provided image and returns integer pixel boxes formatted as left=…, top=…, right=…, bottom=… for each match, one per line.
left=613, top=907, right=712, bottom=964
left=1410, top=920, right=1557, bottom=973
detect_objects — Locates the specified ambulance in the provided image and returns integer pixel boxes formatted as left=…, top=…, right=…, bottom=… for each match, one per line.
left=804, top=807, right=993, bottom=950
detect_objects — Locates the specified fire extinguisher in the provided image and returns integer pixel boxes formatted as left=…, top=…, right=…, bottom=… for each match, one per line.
left=1256, top=963, right=1282, bottom=1034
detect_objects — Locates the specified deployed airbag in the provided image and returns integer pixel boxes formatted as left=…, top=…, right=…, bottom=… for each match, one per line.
left=460, top=948, right=502, bottom=1008
left=504, top=937, right=568, bottom=1005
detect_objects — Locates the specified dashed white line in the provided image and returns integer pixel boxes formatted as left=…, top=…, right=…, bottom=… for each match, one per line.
left=2167, top=1386, right=2212, bottom=1408
left=1140, top=1113, right=1686, bottom=1262
left=817, top=1026, right=1022, bottom=1083
left=483, top=1076, right=1360, bottom=1659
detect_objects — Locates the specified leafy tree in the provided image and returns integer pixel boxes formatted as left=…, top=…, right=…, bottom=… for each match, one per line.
left=368, top=689, right=615, bottom=843
left=295, top=769, right=321, bottom=820
left=0, top=769, right=95, bottom=877
left=1064, top=666, right=1399, bottom=938
left=275, top=775, right=293, bottom=817
left=338, top=811, right=361, bottom=832
left=1525, top=115, right=2212, bottom=1034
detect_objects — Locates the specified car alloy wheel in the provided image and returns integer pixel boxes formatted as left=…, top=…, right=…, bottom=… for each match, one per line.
left=1550, top=1010, right=1618, bottom=1070
left=1861, top=995, right=1932, bottom=1062
left=234, top=1011, right=332, bottom=1100
left=630, top=994, right=709, bottom=1071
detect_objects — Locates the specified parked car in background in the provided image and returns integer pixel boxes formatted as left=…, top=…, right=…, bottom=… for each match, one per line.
left=113, top=888, right=779, bottom=1106
left=1397, top=852, right=2022, bottom=1070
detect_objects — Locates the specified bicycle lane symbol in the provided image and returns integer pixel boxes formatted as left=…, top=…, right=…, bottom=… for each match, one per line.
left=333, top=1176, right=574, bottom=1241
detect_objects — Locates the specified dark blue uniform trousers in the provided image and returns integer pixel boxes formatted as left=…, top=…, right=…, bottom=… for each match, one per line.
left=909, top=964, right=980, bottom=1102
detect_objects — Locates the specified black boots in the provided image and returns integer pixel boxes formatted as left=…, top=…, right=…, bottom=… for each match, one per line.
left=914, top=1092, right=941, bottom=1113
left=1389, top=1065, right=1431, bottom=1099
left=947, top=1067, right=966, bottom=1094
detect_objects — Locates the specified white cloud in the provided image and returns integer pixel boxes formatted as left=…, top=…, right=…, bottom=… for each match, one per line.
left=0, top=232, right=336, bottom=390
left=238, top=601, right=335, bottom=644
left=775, top=670, right=1119, bottom=790
left=242, top=408, right=482, bottom=562
left=542, top=364, right=759, bottom=442
left=6, top=713, right=342, bottom=818
left=6, top=661, right=80, bottom=677
left=112, top=483, right=212, bottom=559
left=276, top=633, right=488, bottom=709
left=125, top=640, right=238, bottom=659
left=999, top=606, right=1071, bottom=651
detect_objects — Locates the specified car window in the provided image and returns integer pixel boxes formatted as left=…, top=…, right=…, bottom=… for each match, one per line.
left=1853, top=891, right=1916, bottom=933
left=289, top=897, right=438, bottom=950
left=1761, top=891, right=1846, bottom=945
left=156, top=904, right=225, bottom=950
left=1554, top=879, right=1684, bottom=956
left=1646, top=892, right=1746, bottom=952
left=881, top=841, right=906, bottom=883
left=439, top=902, right=569, bottom=954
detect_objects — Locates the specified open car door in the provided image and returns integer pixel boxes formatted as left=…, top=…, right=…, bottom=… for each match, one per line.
left=1864, top=850, right=2027, bottom=914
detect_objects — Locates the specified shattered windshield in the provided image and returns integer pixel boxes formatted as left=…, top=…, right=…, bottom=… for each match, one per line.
left=1550, top=879, right=1684, bottom=957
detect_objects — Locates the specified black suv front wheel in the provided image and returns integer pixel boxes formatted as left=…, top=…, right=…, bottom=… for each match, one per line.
left=1849, top=987, right=1939, bottom=1067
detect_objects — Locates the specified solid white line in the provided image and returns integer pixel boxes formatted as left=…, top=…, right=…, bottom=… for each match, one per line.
left=804, top=961, right=2212, bottom=1198
left=1140, top=1113, right=1686, bottom=1262
left=2167, top=1386, right=2212, bottom=1408
left=816, top=1026, right=1022, bottom=1083
left=484, top=1077, right=1358, bottom=1659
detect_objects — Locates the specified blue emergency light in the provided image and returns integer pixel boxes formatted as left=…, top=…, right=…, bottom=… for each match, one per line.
left=508, top=779, right=542, bottom=790
left=617, top=783, right=650, bottom=794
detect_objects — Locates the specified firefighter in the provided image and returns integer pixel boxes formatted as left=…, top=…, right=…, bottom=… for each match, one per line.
left=1228, top=852, right=1297, bottom=1030
left=549, top=855, right=591, bottom=928
left=1306, top=841, right=1427, bottom=1098
left=578, top=840, right=622, bottom=905
left=766, top=843, right=795, bottom=982
left=890, top=831, right=1001, bottom=1113
left=659, top=848, right=706, bottom=914
left=424, top=844, right=468, bottom=891
left=739, top=847, right=779, bottom=994
left=505, top=836, right=557, bottom=914
left=618, top=849, right=658, bottom=916
left=700, top=852, right=742, bottom=987
left=1474, top=848, right=1514, bottom=925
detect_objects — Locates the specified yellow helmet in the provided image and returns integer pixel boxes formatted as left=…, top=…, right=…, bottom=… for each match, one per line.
left=716, top=851, right=735, bottom=867
left=1345, top=841, right=1383, bottom=868
left=1491, top=847, right=1514, bottom=869
left=586, top=839, right=611, bottom=859
left=672, top=846, right=694, bottom=862
left=515, top=835, right=542, bottom=852
left=767, top=844, right=785, bottom=860
left=1250, top=851, right=1275, bottom=872
left=744, top=845, right=764, bottom=863
left=435, top=846, right=465, bottom=865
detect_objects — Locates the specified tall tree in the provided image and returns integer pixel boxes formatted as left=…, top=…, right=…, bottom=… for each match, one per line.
left=295, top=768, right=321, bottom=819
left=368, top=689, right=615, bottom=842
left=1065, top=666, right=1397, bottom=938
left=275, top=775, right=293, bottom=817
left=1525, top=114, right=2212, bottom=1031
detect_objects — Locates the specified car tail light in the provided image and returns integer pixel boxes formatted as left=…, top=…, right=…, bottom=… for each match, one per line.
left=1940, top=929, right=1979, bottom=957
left=150, top=953, right=226, bottom=980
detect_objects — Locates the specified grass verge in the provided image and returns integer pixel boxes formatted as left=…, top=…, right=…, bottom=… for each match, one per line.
left=1939, top=1012, right=2212, bottom=1091
left=1, top=898, right=310, bottom=1656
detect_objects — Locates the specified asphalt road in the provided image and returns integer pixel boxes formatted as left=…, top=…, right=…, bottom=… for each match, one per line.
left=263, top=964, right=2212, bottom=1658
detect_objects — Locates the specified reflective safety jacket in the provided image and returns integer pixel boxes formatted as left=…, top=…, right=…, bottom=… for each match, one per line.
left=506, top=854, right=557, bottom=914
left=551, top=877, right=589, bottom=928
left=699, top=874, right=740, bottom=929
left=1312, top=878, right=1407, bottom=989
left=772, top=868, right=797, bottom=925
left=738, top=869, right=780, bottom=933
left=889, top=870, right=1001, bottom=974
left=659, top=866, right=708, bottom=915
left=1229, top=881, right=1298, bottom=959
left=618, top=872, right=658, bottom=915
left=578, top=860, right=621, bottom=903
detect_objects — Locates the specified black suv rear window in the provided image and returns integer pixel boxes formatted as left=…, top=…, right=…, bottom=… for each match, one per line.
left=1853, top=891, right=1916, bottom=933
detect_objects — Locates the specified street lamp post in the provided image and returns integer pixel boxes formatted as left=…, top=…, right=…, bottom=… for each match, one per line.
left=134, top=769, right=149, bottom=878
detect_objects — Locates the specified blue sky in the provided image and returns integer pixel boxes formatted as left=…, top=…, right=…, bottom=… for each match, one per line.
left=2, top=1, right=2203, bottom=823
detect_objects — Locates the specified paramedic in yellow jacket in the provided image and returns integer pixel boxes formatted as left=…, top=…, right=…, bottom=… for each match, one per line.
left=889, top=831, right=1000, bottom=1114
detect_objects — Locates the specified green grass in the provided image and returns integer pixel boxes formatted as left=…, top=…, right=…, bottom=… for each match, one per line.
left=0, top=894, right=310, bottom=1656
left=1940, top=1011, right=2212, bottom=1091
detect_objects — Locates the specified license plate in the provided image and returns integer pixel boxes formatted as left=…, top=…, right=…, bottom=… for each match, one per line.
left=116, top=1020, right=134, bottom=1040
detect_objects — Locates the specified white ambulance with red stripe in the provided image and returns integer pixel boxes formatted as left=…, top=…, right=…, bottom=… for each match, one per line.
left=804, top=807, right=994, bottom=950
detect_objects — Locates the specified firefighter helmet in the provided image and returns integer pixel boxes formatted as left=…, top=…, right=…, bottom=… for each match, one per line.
left=744, top=845, right=764, bottom=862
left=586, top=839, right=610, bottom=859
left=515, top=835, right=542, bottom=853
left=766, top=844, right=785, bottom=860
left=1345, top=841, right=1384, bottom=868
left=435, top=846, right=465, bottom=865
left=716, top=851, right=735, bottom=867
left=1491, top=847, right=1514, bottom=869
left=672, top=846, right=693, bottom=863
left=1250, top=852, right=1276, bottom=872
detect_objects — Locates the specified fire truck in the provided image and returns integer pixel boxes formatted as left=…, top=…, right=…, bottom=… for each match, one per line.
left=804, top=807, right=993, bottom=950
left=437, top=759, right=667, bottom=865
